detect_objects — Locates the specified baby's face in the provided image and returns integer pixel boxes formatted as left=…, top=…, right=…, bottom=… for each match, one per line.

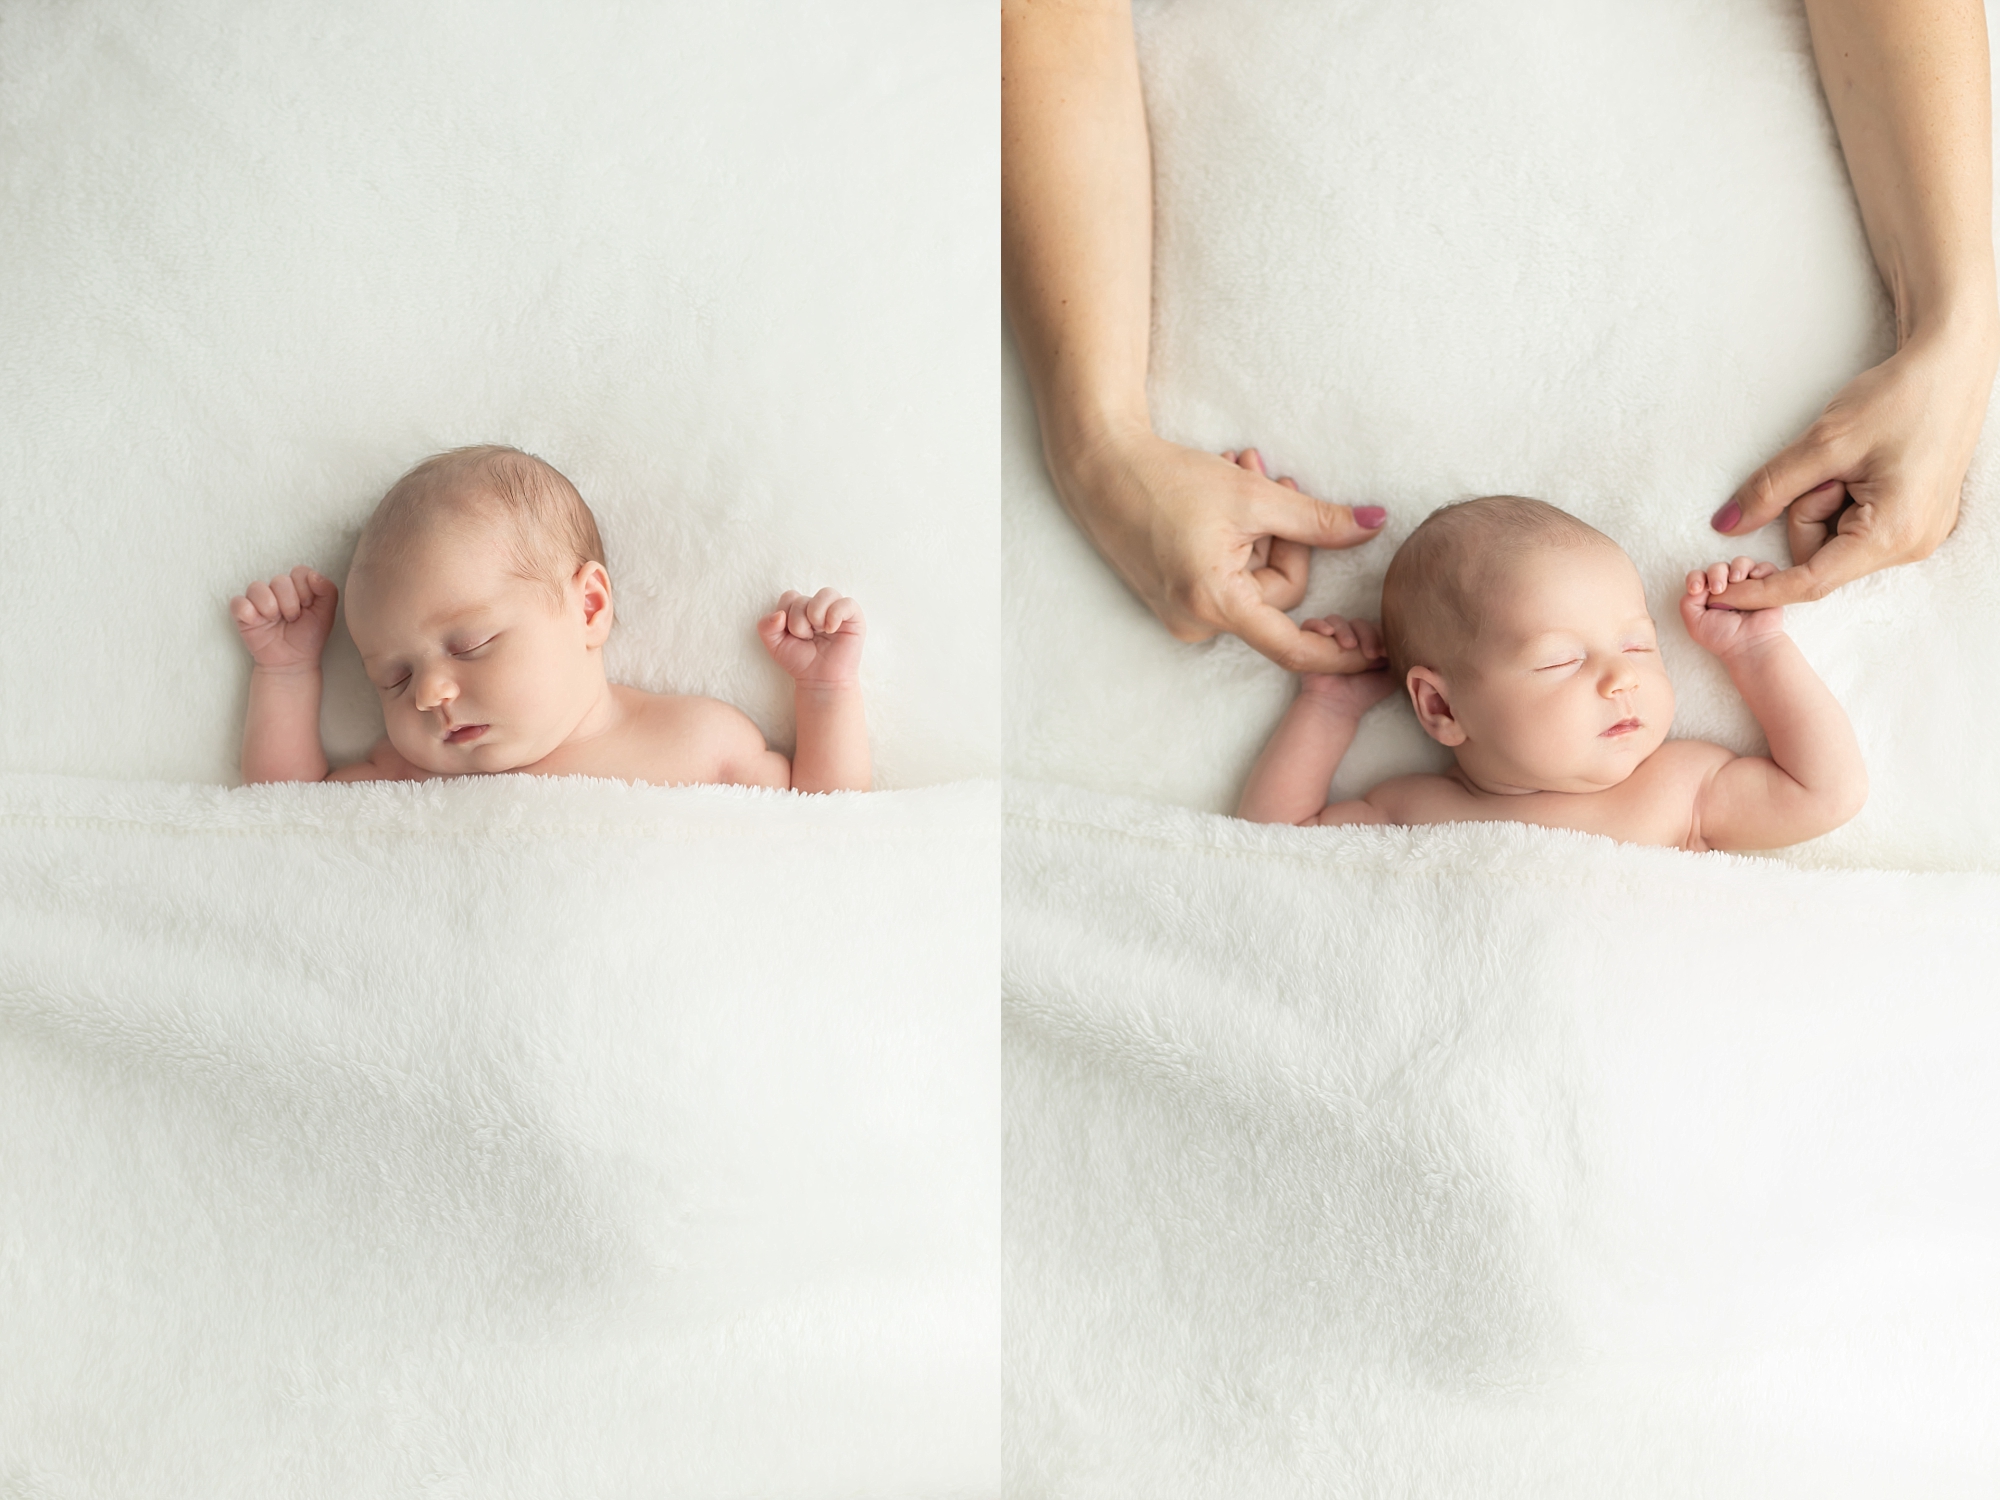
left=344, top=521, right=609, bottom=776
left=1419, top=543, right=1673, bottom=794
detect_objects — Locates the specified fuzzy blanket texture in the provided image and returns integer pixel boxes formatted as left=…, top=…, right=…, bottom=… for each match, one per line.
left=0, top=3, right=997, bottom=1493
left=1003, top=0, right=2000, bottom=875
left=1005, top=782, right=2000, bottom=1497
left=1, top=773, right=999, bottom=1496
left=1, top=0, right=994, bottom=791
left=1001, top=0, right=2000, bottom=1491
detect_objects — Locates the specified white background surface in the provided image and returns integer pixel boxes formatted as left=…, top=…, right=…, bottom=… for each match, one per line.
left=1, top=0, right=995, bottom=790
left=1003, top=0, right=2000, bottom=872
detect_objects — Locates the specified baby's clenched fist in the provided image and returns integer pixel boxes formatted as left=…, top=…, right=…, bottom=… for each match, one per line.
left=1681, top=556, right=1787, bottom=658
left=231, top=566, right=338, bottom=672
left=757, top=588, right=866, bottom=687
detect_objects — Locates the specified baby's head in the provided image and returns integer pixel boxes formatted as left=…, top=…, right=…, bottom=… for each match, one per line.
left=1380, top=496, right=1672, bottom=794
left=343, top=446, right=612, bottom=775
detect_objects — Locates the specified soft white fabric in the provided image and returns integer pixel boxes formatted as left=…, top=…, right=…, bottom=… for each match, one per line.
left=1003, top=0, right=2000, bottom=873
left=0, top=772, right=999, bottom=1495
left=1003, top=1, right=2000, bottom=1486
left=1004, top=781, right=2000, bottom=1497
left=0, top=0, right=994, bottom=790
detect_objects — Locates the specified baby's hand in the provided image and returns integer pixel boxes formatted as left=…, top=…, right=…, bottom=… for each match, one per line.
left=1296, top=614, right=1395, bottom=712
left=1681, top=557, right=1789, bottom=658
left=758, top=588, right=866, bottom=687
left=230, top=566, right=338, bottom=672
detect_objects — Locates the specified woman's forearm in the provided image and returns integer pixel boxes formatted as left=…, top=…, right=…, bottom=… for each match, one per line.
left=1001, top=0, right=1154, bottom=472
left=241, top=666, right=331, bottom=784
left=1804, top=0, right=1999, bottom=344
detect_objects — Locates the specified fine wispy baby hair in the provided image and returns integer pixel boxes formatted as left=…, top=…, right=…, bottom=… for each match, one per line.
left=1379, top=495, right=1615, bottom=683
left=354, top=445, right=606, bottom=611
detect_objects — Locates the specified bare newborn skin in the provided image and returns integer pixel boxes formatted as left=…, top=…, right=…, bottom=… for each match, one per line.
left=230, top=446, right=869, bottom=791
left=1237, top=496, right=1866, bottom=852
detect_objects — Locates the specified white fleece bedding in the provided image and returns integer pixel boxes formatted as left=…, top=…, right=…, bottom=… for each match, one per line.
left=1002, top=0, right=2000, bottom=1489
left=0, top=0, right=994, bottom=791
left=1002, top=0, right=2000, bottom=873
left=0, top=772, right=999, bottom=1495
left=1004, top=782, right=2000, bottom=1497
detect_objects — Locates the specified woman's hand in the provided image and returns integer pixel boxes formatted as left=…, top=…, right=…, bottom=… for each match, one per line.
left=1707, top=326, right=1997, bottom=608
left=1054, top=431, right=1386, bottom=673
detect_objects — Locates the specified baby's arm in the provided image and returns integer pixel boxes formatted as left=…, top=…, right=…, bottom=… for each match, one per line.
left=1237, top=615, right=1395, bottom=824
left=231, top=567, right=339, bottom=784
left=1681, top=559, right=1867, bottom=850
left=756, top=588, right=871, bottom=793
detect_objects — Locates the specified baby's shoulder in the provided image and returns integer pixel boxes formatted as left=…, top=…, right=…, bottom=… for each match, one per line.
left=1638, top=736, right=1738, bottom=786
left=615, top=686, right=763, bottom=751
left=1363, top=771, right=1478, bottom=821
left=607, top=685, right=779, bottom=785
left=1623, top=737, right=1740, bottom=848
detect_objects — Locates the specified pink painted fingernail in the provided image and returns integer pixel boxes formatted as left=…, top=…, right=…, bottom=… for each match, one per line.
left=1354, top=506, right=1387, bottom=529
left=1710, top=501, right=1740, bottom=533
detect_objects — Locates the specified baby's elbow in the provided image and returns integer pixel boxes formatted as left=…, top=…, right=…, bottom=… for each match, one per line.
left=1803, top=768, right=1868, bottom=838
left=1829, top=767, right=1869, bottom=829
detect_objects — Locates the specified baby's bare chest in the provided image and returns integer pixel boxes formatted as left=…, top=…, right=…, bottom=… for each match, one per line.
left=526, top=702, right=722, bottom=786
left=1379, top=754, right=1710, bottom=849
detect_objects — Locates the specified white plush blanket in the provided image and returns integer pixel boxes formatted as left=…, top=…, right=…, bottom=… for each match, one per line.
left=1, top=773, right=999, bottom=1495
left=0, top=3, right=996, bottom=1491
left=1002, top=0, right=2000, bottom=1490
left=1006, top=782, right=2000, bottom=1497
left=0, top=0, right=994, bottom=790
left=1004, top=0, right=2000, bottom=874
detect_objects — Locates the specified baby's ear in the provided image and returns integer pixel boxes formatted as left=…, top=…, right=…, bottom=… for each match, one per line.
left=576, top=561, right=614, bottom=645
left=1406, top=667, right=1466, bottom=747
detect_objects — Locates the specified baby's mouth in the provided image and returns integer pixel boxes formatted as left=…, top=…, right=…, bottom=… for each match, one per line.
left=1601, top=717, right=1643, bottom=739
left=444, top=723, right=489, bottom=745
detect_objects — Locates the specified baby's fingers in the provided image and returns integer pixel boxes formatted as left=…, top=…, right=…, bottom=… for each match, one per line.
left=783, top=593, right=815, bottom=639
left=294, top=565, right=336, bottom=609
left=246, top=579, right=279, bottom=618
left=229, top=595, right=260, bottom=626
left=1355, top=619, right=1385, bottom=659
left=804, top=586, right=842, bottom=633
left=270, top=572, right=302, bottom=620
left=1704, top=561, right=1732, bottom=595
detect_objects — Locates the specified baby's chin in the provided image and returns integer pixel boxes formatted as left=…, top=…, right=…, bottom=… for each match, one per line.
left=391, top=728, right=542, bottom=777
left=1467, top=722, right=1668, bottom=794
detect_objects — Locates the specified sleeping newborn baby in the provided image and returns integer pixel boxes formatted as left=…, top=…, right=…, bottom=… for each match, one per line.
left=230, top=445, right=869, bottom=791
left=1236, top=495, right=1864, bottom=851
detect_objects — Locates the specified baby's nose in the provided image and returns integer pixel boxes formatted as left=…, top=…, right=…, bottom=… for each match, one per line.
left=413, top=668, right=457, bottom=711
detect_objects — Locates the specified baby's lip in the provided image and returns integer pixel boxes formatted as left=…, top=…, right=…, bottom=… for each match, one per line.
left=1602, top=717, right=1643, bottom=738
left=444, top=723, right=489, bottom=745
